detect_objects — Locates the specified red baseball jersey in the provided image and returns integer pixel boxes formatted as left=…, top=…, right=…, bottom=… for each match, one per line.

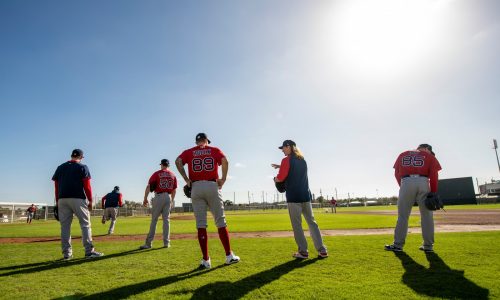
left=393, top=150, right=442, bottom=192
left=148, top=169, right=177, bottom=193
left=178, top=145, right=225, bottom=181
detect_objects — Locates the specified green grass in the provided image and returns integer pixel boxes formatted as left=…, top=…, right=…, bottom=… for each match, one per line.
left=0, top=209, right=417, bottom=238
left=0, top=232, right=498, bottom=299
left=3, top=203, right=499, bottom=238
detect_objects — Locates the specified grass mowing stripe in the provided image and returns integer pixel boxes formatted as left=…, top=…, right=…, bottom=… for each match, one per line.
left=0, top=211, right=419, bottom=238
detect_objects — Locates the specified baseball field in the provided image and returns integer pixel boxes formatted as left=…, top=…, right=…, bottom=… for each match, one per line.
left=1, top=205, right=499, bottom=299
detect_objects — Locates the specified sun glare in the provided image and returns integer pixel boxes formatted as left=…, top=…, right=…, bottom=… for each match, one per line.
left=327, top=0, right=446, bottom=81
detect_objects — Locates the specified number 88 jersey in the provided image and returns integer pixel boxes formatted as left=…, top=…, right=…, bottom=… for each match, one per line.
left=178, top=145, right=225, bottom=181
left=394, top=150, right=441, bottom=177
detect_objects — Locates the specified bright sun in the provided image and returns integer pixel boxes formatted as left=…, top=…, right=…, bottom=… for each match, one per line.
left=327, top=0, right=448, bottom=81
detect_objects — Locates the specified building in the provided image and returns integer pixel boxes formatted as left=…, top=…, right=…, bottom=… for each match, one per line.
left=478, top=181, right=500, bottom=195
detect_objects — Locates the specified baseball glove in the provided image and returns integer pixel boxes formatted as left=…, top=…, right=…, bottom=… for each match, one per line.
left=183, top=184, right=192, bottom=198
left=274, top=179, right=286, bottom=193
left=424, top=192, right=444, bottom=211
left=149, top=182, right=157, bottom=193
left=53, top=206, right=60, bottom=221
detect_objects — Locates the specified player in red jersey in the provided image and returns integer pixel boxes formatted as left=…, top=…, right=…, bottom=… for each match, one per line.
left=176, top=133, right=240, bottom=269
left=385, top=143, right=442, bottom=253
left=140, top=159, right=177, bottom=249
left=26, top=204, right=37, bottom=224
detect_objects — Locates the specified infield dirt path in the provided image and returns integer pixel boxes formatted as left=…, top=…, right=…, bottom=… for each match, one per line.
left=1, top=209, right=499, bottom=244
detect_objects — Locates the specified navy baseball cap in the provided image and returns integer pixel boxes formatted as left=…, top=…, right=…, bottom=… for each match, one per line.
left=160, top=159, right=170, bottom=166
left=196, top=133, right=211, bottom=144
left=279, top=140, right=296, bottom=149
left=418, top=143, right=435, bottom=156
left=71, top=149, right=84, bottom=157
left=114, top=186, right=119, bottom=191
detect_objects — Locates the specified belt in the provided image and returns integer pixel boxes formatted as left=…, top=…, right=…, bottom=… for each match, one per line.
left=402, top=174, right=427, bottom=178
left=192, top=179, right=217, bottom=183
left=155, top=192, right=169, bottom=194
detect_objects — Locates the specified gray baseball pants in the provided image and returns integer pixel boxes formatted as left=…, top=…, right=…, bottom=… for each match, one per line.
left=191, top=181, right=227, bottom=228
left=144, top=192, right=171, bottom=247
left=104, top=207, right=118, bottom=234
left=58, top=198, right=94, bottom=256
left=287, top=202, right=327, bottom=253
left=393, top=176, right=434, bottom=249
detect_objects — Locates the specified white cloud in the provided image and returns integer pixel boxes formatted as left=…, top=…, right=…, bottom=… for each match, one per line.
left=234, top=162, right=246, bottom=168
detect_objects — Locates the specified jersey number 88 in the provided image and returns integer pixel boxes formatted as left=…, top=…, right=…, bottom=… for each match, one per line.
left=192, top=157, right=215, bottom=172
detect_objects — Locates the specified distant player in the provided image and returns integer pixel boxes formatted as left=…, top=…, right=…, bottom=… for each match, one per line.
left=176, top=133, right=240, bottom=269
left=140, top=159, right=177, bottom=249
left=26, top=204, right=37, bottom=224
left=52, top=149, right=103, bottom=260
left=101, top=186, right=123, bottom=235
left=330, top=198, right=337, bottom=213
left=385, top=143, right=442, bottom=253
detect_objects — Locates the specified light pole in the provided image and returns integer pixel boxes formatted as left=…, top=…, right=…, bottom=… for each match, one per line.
left=494, top=139, right=500, bottom=174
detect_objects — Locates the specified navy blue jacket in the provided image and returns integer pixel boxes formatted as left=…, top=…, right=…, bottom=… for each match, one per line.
left=103, top=191, right=121, bottom=208
left=285, top=156, right=312, bottom=203
left=52, top=161, right=91, bottom=200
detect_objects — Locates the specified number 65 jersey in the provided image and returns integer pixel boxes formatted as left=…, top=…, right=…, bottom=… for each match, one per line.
left=393, top=150, right=442, bottom=192
left=178, top=145, right=225, bottom=182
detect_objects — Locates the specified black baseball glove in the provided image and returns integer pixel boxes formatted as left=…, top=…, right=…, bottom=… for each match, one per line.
left=183, top=184, right=192, bottom=198
left=53, top=206, right=60, bottom=221
left=424, top=192, right=444, bottom=211
left=274, top=178, right=286, bottom=193
left=149, top=182, right=157, bottom=193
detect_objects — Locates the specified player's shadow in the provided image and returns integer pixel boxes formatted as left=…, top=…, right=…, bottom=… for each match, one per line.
left=394, top=251, right=489, bottom=299
left=188, top=258, right=319, bottom=300
left=0, top=248, right=161, bottom=277
left=53, top=265, right=225, bottom=300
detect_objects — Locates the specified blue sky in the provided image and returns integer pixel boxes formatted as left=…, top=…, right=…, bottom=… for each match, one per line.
left=1, top=0, right=499, bottom=205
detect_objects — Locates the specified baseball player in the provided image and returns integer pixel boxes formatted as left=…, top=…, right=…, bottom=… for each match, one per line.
left=52, top=149, right=103, bottom=260
left=330, top=198, right=337, bottom=213
left=273, top=140, right=328, bottom=259
left=26, top=204, right=37, bottom=224
left=175, top=133, right=240, bottom=269
left=140, top=159, right=177, bottom=249
left=101, top=186, right=123, bottom=235
left=385, top=143, right=442, bottom=253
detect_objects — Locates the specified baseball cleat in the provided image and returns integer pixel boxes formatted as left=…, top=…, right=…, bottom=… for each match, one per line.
left=163, top=244, right=171, bottom=248
left=318, top=251, right=329, bottom=258
left=85, top=250, right=104, bottom=259
left=139, top=244, right=152, bottom=250
left=225, top=252, right=240, bottom=265
left=384, top=244, right=403, bottom=252
left=419, top=246, right=434, bottom=253
left=63, top=254, right=73, bottom=261
left=292, top=251, right=309, bottom=259
left=199, top=258, right=211, bottom=270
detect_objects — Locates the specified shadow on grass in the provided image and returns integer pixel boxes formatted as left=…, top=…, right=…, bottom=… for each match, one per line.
left=53, top=265, right=225, bottom=300
left=0, top=248, right=162, bottom=276
left=394, top=252, right=489, bottom=299
left=187, top=258, right=320, bottom=299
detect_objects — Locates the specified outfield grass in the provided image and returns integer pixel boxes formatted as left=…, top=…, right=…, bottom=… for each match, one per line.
left=3, top=203, right=498, bottom=238
left=0, top=232, right=498, bottom=299
left=0, top=209, right=419, bottom=238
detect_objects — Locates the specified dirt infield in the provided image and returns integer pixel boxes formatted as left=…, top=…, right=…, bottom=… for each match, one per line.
left=1, top=209, right=499, bottom=244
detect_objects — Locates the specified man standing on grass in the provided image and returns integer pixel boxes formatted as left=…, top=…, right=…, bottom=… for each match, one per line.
left=140, top=159, right=177, bottom=249
left=52, top=149, right=103, bottom=260
left=385, top=144, right=442, bottom=253
left=176, top=133, right=240, bottom=269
